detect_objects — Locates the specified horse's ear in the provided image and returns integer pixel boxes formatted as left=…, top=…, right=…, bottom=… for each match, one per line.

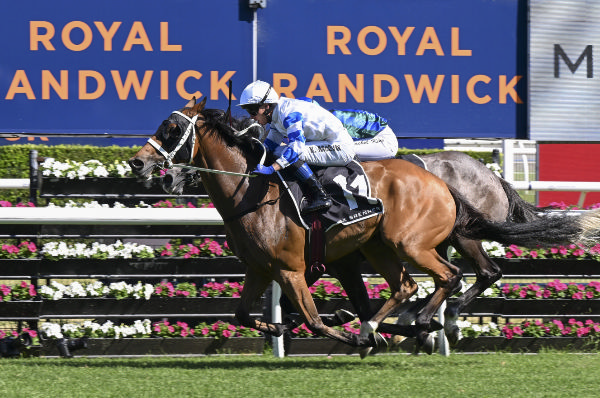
left=185, top=97, right=196, bottom=108
left=198, top=97, right=207, bottom=110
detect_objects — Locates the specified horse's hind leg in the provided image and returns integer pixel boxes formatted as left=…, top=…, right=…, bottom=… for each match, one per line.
left=443, top=237, right=502, bottom=346
left=395, top=242, right=461, bottom=328
left=357, top=239, right=419, bottom=357
left=405, top=248, right=463, bottom=355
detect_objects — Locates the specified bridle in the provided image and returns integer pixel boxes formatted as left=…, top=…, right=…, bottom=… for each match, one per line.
left=148, top=108, right=267, bottom=177
left=147, top=110, right=197, bottom=169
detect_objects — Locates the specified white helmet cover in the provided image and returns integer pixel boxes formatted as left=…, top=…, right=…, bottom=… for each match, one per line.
left=239, top=80, right=279, bottom=106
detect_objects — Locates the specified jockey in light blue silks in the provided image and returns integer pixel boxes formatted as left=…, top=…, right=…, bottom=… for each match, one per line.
left=238, top=80, right=356, bottom=214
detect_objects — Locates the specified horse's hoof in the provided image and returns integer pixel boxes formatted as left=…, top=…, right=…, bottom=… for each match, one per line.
left=444, top=325, right=460, bottom=347
left=421, top=334, right=435, bottom=355
left=359, top=332, right=387, bottom=359
left=359, top=347, right=372, bottom=359
left=334, top=309, right=355, bottom=324
left=415, top=332, right=435, bottom=355
left=444, top=312, right=460, bottom=346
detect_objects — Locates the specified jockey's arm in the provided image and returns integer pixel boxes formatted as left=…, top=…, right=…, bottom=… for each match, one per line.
left=271, top=112, right=305, bottom=170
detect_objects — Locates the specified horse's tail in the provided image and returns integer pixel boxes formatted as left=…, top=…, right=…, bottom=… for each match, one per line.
left=497, top=177, right=540, bottom=222
left=497, top=177, right=558, bottom=222
left=448, top=185, right=600, bottom=247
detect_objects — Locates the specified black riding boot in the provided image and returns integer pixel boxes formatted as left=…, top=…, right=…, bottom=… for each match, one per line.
left=302, top=174, right=333, bottom=213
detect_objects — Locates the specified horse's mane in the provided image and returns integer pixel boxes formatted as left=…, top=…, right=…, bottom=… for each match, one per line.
left=200, top=108, right=265, bottom=157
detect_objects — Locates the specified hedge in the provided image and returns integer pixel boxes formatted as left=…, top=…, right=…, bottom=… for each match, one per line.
left=0, top=144, right=495, bottom=203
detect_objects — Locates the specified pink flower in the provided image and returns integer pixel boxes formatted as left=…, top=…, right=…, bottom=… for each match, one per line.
left=513, top=326, right=523, bottom=336
left=576, top=327, right=590, bottom=337
left=552, top=320, right=564, bottom=330
left=530, top=250, right=538, bottom=259
left=222, top=330, right=232, bottom=338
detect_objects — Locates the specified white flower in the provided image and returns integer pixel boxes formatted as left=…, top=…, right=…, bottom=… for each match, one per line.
left=40, top=322, right=63, bottom=339
left=99, top=320, right=114, bottom=335
left=482, top=241, right=506, bottom=257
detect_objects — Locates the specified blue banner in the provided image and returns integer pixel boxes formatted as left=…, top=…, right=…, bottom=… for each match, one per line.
left=0, top=0, right=526, bottom=146
left=259, top=0, right=526, bottom=139
left=0, top=0, right=253, bottom=144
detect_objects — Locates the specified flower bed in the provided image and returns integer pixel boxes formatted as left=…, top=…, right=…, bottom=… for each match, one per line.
left=40, top=159, right=133, bottom=179
left=38, top=319, right=260, bottom=340
left=459, top=318, right=600, bottom=339
left=3, top=279, right=600, bottom=302
left=0, top=238, right=233, bottom=261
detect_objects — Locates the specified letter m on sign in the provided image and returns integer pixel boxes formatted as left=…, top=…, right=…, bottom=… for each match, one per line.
left=554, top=44, right=593, bottom=78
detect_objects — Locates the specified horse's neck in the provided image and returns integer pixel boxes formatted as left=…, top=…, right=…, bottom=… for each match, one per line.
left=197, top=141, right=267, bottom=219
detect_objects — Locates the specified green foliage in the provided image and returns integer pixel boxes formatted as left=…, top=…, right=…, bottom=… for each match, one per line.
left=0, top=144, right=141, bottom=178
left=397, top=147, right=496, bottom=164
left=0, top=144, right=140, bottom=203
left=0, top=144, right=495, bottom=203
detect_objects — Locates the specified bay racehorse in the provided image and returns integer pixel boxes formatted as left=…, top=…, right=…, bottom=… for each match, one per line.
left=128, top=97, right=600, bottom=354
left=162, top=149, right=549, bottom=347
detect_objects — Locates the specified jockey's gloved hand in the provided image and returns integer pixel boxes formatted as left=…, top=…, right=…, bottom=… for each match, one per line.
left=251, top=164, right=275, bottom=176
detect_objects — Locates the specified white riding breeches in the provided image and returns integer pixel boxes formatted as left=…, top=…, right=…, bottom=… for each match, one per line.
left=274, top=140, right=355, bottom=167
left=353, top=126, right=399, bottom=161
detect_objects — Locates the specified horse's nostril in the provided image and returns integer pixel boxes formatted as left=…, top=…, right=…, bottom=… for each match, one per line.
left=129, top=158, right=145, bottom=171
left=163, top=174, right=174, bottom=187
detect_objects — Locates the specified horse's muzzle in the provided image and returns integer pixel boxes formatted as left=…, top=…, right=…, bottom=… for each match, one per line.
left=128, top=157, right=160, bottom=178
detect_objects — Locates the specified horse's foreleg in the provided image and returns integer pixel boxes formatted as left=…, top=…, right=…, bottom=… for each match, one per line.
left=277, top=269, right=375, bottom=348
left=235, top=269, right=286, bottom=336
left=443, top=238, right=502, bottom=346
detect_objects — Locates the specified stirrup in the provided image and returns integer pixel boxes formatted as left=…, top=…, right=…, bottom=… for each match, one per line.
left=301, top=196, right=332, bottom=214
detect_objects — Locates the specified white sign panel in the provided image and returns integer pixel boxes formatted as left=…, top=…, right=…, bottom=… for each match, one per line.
left=530, top=0, right=600, bottom=141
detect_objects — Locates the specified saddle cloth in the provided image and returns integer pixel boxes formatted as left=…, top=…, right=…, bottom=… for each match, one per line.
left=396, top=153, right=428, bottom=170
left=277, top=160, right=384, bottom=231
